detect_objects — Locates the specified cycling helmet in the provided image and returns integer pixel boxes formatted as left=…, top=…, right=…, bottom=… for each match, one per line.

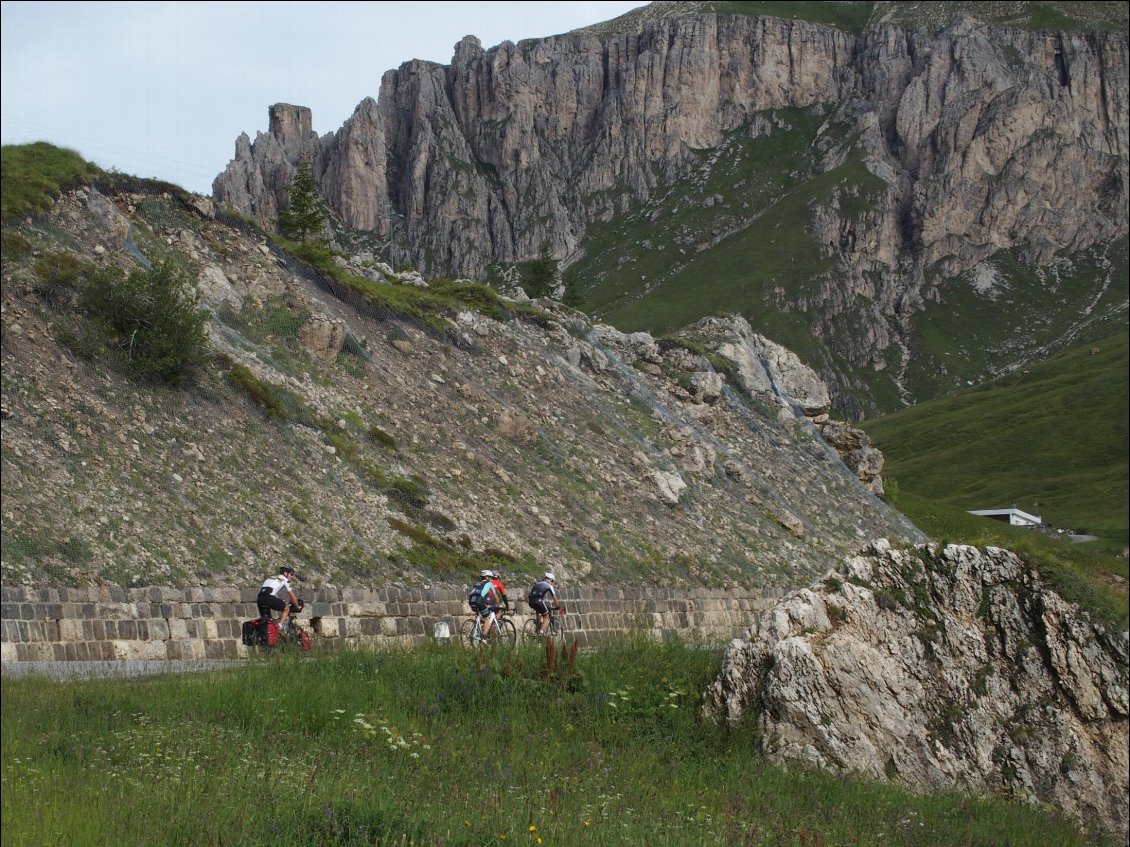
left=543, top=572, right=555, bottom=582
left=479, top=569, right=493, bottom=578
left=280, top=565, right=295, bottom=576
left=491, top=570, right=501, bottom=579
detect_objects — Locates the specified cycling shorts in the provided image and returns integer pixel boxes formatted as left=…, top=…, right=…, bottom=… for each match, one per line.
left=529, top=598, right=550, bottom=616
left=257, top=588, right=287, bottom=616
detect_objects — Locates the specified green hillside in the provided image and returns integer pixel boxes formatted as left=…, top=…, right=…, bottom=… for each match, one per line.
left=863, top=331, right=1129, bottom=550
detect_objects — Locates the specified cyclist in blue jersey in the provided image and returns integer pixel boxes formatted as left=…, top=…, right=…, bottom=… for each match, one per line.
left=469, top=569, right=502, bottom=640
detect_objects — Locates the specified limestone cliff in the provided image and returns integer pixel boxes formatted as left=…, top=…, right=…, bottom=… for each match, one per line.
left=703, top=539, right=1130, bottom=840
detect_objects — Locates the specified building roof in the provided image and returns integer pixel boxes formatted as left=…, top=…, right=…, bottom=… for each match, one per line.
left=968, top=507, right=1042, bottom=524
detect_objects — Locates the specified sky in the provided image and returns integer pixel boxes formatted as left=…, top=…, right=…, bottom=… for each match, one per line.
left=1, top=1, right=644, bottom=195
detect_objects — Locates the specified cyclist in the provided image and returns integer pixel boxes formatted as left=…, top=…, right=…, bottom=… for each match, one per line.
left=468, top=569, right=502, bottom=640
left=257, top=565, right=301, bottom=628
left=489, top=569, right=511, bottom=613
left=527, top=572, right=559, bottom=635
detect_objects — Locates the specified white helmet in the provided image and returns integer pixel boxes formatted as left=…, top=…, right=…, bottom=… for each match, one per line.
left=491, top=570, right=501, bottom=579
left=543, top=572, right=555, bottom=582
left=480, top=569, right=493, bottom=579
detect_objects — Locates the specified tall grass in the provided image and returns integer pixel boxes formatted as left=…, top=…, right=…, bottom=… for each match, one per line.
left=2, top=640, right=1113, bottom=847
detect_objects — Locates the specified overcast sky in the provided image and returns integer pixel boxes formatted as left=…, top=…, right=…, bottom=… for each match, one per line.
left=1, top=1, right=643, bottom=195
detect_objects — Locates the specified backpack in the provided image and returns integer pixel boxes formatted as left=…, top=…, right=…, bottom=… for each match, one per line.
left=468, top=580, right=488, bottom=611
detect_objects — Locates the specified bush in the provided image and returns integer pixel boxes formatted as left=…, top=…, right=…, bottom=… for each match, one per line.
left=81, top=260, right=209, bottom=386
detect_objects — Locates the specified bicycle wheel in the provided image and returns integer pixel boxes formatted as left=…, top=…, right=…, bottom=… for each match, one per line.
left=460, top=617, right=476, bottom=646
left=498, top=618, right=517, bottom=647
left=550, top=612, right=566, bottom=638
left=522, top=618, right=541, bottom=641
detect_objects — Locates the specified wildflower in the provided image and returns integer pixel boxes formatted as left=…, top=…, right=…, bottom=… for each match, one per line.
left=529, top=825, right=537, bottom=832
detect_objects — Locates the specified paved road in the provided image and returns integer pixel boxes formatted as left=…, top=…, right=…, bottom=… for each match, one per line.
left=1, top=660, right=242, bottom=680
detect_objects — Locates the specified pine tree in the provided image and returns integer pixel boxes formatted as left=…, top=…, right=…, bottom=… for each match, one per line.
left=278, top=157, right=324, bottom=243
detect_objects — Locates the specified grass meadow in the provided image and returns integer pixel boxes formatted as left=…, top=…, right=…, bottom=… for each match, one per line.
left=2, top=639, right=1116, bottom=847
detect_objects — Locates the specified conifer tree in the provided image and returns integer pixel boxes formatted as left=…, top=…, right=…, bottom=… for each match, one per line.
left=278, top=157, right=324, bottom=243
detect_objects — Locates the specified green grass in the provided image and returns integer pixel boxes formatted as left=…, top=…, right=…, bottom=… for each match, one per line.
left=281, top=239, right=541, bottom=333
left=2, top=640, right=1115, bottom=846
left=1, top=143, right=105, bottom=223
left=865, top=331, right=1129, bottom=547
left=906, top=241, right=1129, bottom=401
left=703, top=1, right=875, bottom=34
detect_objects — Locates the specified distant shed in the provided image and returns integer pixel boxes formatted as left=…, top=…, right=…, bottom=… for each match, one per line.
left=968, top=507, right=1042, bottom=528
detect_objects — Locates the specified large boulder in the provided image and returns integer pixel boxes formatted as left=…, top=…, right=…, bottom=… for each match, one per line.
left=704, top=540, right=1129, bottom=841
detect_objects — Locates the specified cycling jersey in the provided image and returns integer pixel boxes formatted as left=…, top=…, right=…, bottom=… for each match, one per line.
left=528, top=580, right=556, bottom=602
left=260, top=575, right=292, bottom=597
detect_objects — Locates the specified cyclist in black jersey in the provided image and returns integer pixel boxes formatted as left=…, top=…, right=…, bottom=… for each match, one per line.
left=527, top=572, right=558, bottom=635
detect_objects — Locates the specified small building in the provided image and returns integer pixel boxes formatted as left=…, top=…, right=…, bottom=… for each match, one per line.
left=968, top=507, right=1042, bottom=528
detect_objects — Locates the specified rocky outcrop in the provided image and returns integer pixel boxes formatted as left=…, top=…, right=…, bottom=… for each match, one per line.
left=703, top=539, right=1130, bottom=840
left=816, top=419, right=885, bottom=495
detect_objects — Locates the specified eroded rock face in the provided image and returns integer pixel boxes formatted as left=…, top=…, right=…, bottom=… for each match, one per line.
left=703, top=539, right=1130, bottom=840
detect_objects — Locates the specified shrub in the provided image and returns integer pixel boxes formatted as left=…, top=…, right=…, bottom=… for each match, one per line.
left=80, top=260, right=209, bottom=386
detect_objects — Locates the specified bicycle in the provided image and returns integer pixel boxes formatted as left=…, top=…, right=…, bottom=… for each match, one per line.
left=461, top=607, right=516, bottom=648
left=522, top=604, right=566, bottom=641
left=242, top=603, right=312, bottom=652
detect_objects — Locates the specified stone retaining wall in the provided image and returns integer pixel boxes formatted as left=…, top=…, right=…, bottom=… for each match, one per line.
left=1, top=583, right=777, bottom=663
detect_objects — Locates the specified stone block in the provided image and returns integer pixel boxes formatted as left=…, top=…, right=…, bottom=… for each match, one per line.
left=58, top=618, right=85, bottom=642
left=167, top=619, right=190, bottom=639
left=148, top=619, right=171, bottom=641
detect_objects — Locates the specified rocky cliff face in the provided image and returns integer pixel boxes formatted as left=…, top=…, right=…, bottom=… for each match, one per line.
left=703, top=539, right=1130, bottom=840
left=212, top=5, right=1128, bottom=415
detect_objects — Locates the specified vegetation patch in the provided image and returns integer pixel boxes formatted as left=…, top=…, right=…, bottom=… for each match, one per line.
left=1, top=642, right=1114, bottom=847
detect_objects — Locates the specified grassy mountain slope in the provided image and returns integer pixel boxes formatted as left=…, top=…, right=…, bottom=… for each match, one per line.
left=863, top=331, right=1128, bottom=548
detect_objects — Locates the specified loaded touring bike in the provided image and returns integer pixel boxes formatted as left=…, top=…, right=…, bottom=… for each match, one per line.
left=242, top=603, right=312, bottom=652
